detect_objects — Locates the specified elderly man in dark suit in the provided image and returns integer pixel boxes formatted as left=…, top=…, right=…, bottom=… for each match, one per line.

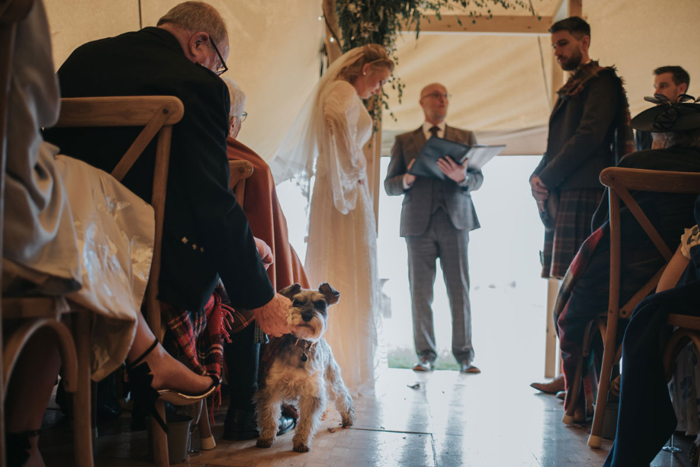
left=44, top=2, right=290, bottom=400
left=385, top=83, right=483, bottom=374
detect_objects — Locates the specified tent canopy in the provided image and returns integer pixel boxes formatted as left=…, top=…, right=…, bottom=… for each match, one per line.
left=45, top=0, right=700, bottom=158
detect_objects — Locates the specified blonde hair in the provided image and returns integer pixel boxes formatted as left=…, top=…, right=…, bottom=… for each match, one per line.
left=157, top=2, right=228, bottom=49
left=221, top=76, right=246, bottom=118
left=338, top=44, right=394, bottom=84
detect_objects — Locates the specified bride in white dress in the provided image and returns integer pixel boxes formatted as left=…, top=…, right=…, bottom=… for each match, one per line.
left=270, top=45, right=394, bottom=395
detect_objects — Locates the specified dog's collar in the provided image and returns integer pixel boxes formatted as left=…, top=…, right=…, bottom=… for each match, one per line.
left=294, top=338, right=318, bottom=363
left=294, top=338, right=318, bottom=352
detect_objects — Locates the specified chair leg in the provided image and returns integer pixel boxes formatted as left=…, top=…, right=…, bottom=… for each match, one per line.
left=563, top=320, right=595, bottom=424
left=589, top=313, right=620, bottom=448
left=152, top=399, right=169, bottom=466
left=199, top=398, right=216, bottom=451
left=73, top=311, right=94, bottom=467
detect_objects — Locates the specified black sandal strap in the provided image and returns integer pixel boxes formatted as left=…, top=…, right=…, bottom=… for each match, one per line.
left=126, top=338, right=159, bottom=371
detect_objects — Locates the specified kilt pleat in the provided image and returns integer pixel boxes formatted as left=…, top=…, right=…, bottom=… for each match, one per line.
left=541, top=188, right=604, bottom=279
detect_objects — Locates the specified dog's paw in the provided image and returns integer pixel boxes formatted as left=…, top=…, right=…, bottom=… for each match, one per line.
left=256, top=438, right=274, bottom=448
left=293, top=442, right=310, bottom=452
left=342, top=408, right=355, bottom=427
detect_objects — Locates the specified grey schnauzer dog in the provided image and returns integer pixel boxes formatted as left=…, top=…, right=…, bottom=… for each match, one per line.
left=255, top=282, right=355, bottom=452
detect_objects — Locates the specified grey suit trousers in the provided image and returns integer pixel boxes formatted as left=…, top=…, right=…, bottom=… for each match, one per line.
left=407, top=208, right=473, bottom=363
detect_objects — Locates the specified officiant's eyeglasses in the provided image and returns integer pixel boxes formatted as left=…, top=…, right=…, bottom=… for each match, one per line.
left=209, top=38, right=228, bottom=76
left=422, top=92, right=451, bottom=100
left=239, top=112, right=248, bottom=122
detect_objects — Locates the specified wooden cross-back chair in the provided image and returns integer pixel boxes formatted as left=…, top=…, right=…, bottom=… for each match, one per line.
left=584, top=167, right=700, bottom=448
left=228, top=160, right=254, bottom=207
left=0, top=1, right=93, bottom=467
left=51, top=95, right=186, bottom=466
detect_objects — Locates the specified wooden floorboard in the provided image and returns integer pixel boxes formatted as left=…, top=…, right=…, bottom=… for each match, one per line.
left=38, top=366, right=697, bottom=466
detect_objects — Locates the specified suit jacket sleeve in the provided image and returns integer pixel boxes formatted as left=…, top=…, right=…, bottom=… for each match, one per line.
left=538, top=71, right=619, bottom=188
left=463, top=131, right=484, bottom=193
left=384, top=136, right=409, bottom=196
left=180, top=83, right=275, bottom=310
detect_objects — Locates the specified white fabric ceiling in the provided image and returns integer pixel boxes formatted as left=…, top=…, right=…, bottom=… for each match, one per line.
left=44, top=0, right=700, bottom=159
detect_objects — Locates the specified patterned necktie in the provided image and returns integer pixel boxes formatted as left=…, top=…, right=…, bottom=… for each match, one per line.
left=429, top=126, right=440, bottom=139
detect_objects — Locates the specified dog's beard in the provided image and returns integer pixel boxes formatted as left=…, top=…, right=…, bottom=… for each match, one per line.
left=287, top=313, right=326, bottom=341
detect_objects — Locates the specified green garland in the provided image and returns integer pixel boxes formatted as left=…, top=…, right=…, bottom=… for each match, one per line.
left=334, top=0, right=538, bottom=121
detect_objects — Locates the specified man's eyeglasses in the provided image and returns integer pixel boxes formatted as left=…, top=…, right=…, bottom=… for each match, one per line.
left=209, top=38, right=228, bottom=76
left=239, top=112, right=248, bottom=123
left=421, top=92, right=451, bottom=100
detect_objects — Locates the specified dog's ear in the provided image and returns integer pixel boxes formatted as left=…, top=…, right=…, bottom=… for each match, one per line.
left=279, top=283, right=302, bottom=300
left=318, top=283, right=340, bottom=305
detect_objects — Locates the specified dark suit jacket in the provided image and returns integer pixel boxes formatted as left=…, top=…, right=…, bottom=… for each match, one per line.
left=44, top=27, right=274, bottom=312
left=384, top=125, right=483, bottom=237
left=533, top=68, right=626, bottom=190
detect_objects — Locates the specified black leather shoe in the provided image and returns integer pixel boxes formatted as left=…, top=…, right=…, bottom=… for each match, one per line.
left=223, top=408, right=296, bottom=440
left=459, top=362, right=481, bottom=374
left=277, top=414, right=296, bottom=436
left=223, top=408, right=258, bottom=440
left=412, top=357, right=434, bottom=372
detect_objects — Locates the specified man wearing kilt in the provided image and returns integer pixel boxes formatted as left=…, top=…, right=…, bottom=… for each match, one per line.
left=529, top=16, right=634, bottom=397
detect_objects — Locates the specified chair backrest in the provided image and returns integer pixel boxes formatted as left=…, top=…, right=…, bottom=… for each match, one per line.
left=228, top=159, right=254, bottom=208
left=54, top=96, right=184, bottom=336
left=600, top=167, right=700, bottom=318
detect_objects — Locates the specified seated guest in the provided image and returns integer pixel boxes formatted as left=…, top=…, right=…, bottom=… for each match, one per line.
left=636, top=66, right=690, bottom=151
left=222, top=77, right=310, bottom=291
left=604, top=195, right=700, bottom=466
left=220, top=77, right=308, bottom=440
left=3, top=2, right=218, bottom=464
left=554, top=99, right=700, bottom=422
left=43, top=2, right=291, bottom=386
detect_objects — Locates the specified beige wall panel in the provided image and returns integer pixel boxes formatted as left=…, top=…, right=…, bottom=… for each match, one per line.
left=585, top=0, right=700, bottom=117
left=45, top=0, right=140, bottom=70
left=141, top=0, right=323, bottom=160
left=384, top=33, right=554, bottom=134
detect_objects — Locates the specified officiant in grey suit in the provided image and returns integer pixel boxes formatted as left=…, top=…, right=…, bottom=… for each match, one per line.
left=384, top=83, right=483, bottom=374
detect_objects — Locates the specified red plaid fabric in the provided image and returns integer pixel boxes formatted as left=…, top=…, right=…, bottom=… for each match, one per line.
left=541, top=188, right=603, bottom=279
left=161, top=291, right=254, bottom=380
left=553, top=226, right=604, bottom=415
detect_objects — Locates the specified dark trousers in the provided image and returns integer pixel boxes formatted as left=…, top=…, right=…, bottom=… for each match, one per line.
left=225, top=323, right=259, bottom=411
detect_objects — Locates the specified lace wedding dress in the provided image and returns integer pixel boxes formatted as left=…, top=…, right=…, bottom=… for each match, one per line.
left=269, top=50, right=381, bottom=396
left=306, top=80, right=380, bottom=396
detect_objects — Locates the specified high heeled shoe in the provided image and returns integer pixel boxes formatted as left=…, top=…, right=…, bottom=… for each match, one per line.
left=126, top=339, right=220, bottom=433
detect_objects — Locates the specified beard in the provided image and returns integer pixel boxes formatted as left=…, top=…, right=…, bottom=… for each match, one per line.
left=560, top=47, right=583, bottom=71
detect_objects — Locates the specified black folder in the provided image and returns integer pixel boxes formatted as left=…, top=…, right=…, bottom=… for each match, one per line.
left=408, top=137, right=505, bottom=180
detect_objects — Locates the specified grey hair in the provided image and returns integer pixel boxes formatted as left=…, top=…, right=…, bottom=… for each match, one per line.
left=157, top=2, right=228, bottom=49
left=664, top=127, right=700, bottom=149
left=221, top=76, right=246, bottom=118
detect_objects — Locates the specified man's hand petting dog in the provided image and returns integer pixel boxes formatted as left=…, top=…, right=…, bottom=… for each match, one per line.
left=253, top=294, right=292, bottom=337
